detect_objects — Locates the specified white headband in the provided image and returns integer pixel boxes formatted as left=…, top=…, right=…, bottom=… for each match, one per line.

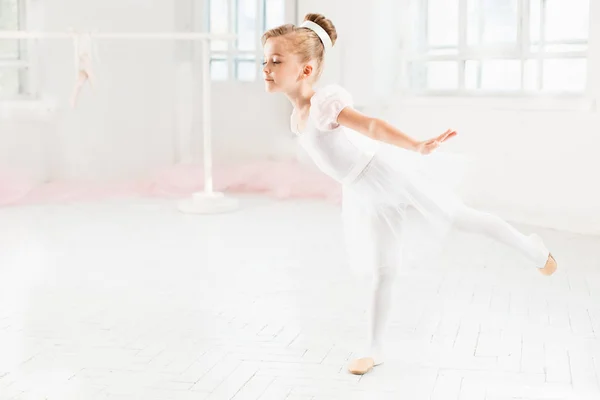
left=299, top=20, right=333, bottom=52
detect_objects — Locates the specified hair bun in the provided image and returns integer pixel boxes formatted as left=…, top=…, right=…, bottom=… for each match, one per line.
left=303, top=13, right=337, bottom=46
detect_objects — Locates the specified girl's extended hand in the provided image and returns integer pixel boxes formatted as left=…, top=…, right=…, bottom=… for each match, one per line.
left=415, top=129, right=457, bottom=155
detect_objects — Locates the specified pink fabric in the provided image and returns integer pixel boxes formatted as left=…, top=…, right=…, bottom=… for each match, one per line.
left=0, top=159, right=341, bottom=207
left=0, top=170, right=36, bottom=206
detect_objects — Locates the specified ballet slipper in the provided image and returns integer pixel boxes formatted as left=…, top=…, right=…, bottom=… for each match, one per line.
left=348, top=357, right=376, bottom=375
left=530, top=234, right=557, bottom=276
left=539, top=253, right=557, bottom=276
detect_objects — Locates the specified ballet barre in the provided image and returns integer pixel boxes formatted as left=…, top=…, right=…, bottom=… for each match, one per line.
left=0, top=31, right=237, bottom=40
left=0, top=30, right=240, bottom=214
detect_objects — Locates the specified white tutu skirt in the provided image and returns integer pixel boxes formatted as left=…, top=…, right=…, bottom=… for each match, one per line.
left=341, top=143, right=468, bottom=276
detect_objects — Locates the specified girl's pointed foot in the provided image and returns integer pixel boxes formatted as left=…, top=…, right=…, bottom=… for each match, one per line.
left=539, top=253, right=557, bottom=276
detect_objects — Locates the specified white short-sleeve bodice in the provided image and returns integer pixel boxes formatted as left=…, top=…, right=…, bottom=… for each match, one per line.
left=291, top=84, right=379, bottom=184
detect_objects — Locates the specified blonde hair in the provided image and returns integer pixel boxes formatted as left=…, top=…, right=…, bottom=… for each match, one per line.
left=261, top=13, right=337, bottom=79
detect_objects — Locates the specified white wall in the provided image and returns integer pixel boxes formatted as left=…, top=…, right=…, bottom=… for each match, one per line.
left=1, top=0, right=598, bottom=234
left=0, top=0, right=295, bottom=184
left=327, top=0, right=600, bottom=235
left=208, top=83, right=294, bottom=162
left=380, top=102, right=600, bottom=235
left=382, top=0, right=600, bottom=235
left=0, top=0, right=179, bottom=182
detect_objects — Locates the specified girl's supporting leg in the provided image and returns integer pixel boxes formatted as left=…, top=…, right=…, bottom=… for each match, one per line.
left=345, top=206, right=406, bottom=375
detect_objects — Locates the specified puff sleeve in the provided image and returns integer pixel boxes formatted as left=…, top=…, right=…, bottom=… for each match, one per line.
left=309, top=84, right=354, bottom=131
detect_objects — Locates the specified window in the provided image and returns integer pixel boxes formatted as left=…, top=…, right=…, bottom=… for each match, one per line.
left=404, top=0, right=590, bottom=95
left=0, top=0, right=30, bottom=99
left=207, top=0, right=289, bottom=82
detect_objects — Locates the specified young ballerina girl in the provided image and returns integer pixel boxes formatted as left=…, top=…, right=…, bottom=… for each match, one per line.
left=262, top=13, right=557, bottom=376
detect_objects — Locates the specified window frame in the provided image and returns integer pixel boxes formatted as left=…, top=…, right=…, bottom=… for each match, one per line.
left=0, top=0, right=39, bottom=100
left=205, top=0, right=296, bottom=82
left=400, top=0, right=593, bottom=100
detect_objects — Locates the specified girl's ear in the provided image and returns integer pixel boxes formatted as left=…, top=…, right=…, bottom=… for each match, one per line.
left=303, top=64, right=313, bottom=78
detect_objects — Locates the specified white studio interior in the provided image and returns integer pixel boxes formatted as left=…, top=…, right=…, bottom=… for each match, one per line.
left=1, top=0, right=599, bottom=399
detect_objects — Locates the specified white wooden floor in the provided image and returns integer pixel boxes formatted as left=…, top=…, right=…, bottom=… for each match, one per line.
left=0, top=196, right=599, bottom=400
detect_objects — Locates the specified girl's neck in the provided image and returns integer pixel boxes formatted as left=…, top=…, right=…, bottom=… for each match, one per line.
left=286, top=84, right=315, bottom=110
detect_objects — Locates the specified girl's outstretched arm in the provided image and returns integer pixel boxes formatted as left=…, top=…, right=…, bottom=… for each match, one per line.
left=337, top=107, right=456, bottom=155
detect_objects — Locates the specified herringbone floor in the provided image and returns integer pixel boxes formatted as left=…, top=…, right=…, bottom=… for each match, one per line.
left=1, top=197, right=599, bottom=400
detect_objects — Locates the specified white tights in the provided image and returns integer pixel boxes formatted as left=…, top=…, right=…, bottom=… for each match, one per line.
left=363, top=204, right=549, bottom=363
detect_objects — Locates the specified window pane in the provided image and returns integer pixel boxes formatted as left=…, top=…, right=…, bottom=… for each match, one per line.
left=427, top=0, right=458, bottom=47
left=0, top=67, right=21, bottom=97
left=466, top=60, right=522, bottom=91
left=236, top=58, right=256, bottom=81
left=210, top=0, right=229, bottom=51
left=482, top=0, right=518, bottom=44
left=543, top=58, right=586, bottom=92
left=210, top=59, right=228, bottom=81
left=545, top=0, right=589, bottom=42
left=468, top=0, right=518, bottom=46
left=480, top=59, right=521, bottom=91
left=0, top=40, right=19, bottom=58
left=465, top=60, right=480, bottom=90
left=530, top=0, right=541, bottom=43
left=0, top=0, right=20, bottom=58
left=426, top=61, right=458, bottom=90
left=265, top=0, right=285, bottom=30
left=467, top=0, right=480, bottom=45
left=0, top=0, right=19, bottom=30
left=237, top=0, right=257, bottom=51
left=408, top=62, right=425, bottom=90
left=523, top=59, right=539, bottom=91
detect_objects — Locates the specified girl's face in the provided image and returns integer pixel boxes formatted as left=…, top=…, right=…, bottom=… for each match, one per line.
left=262, top=36, right=311, bottom=93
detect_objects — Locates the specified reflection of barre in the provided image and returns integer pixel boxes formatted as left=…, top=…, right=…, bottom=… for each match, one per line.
left=0, top=30, right=239, bottom=214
